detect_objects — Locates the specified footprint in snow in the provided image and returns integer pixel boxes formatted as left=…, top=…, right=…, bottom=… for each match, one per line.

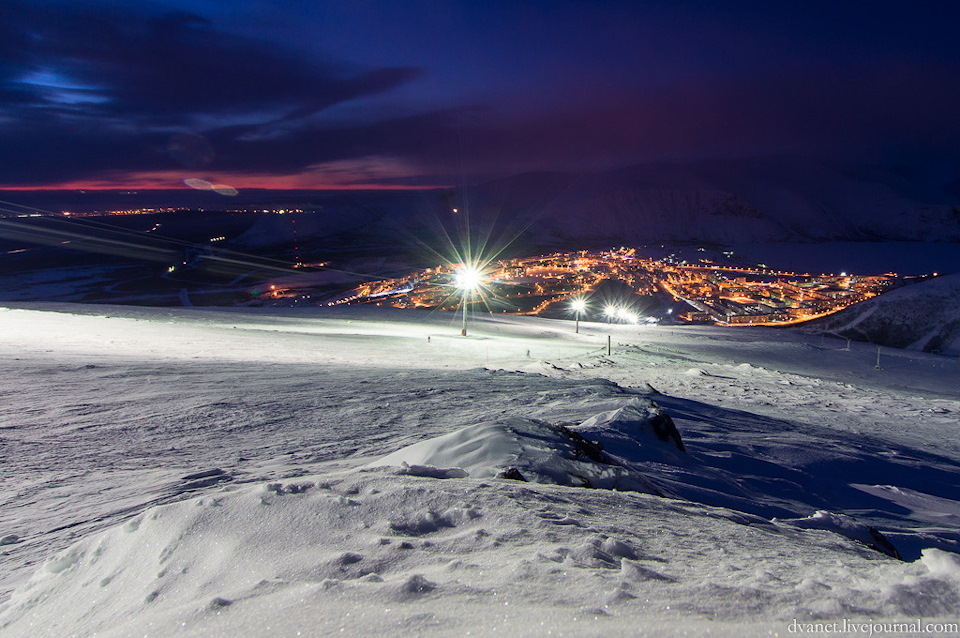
left=388, top=574, right=437, bottom=601
left=620, top=559, right=675, bottom=583
left=565, top=542, right=620, bottom=569
left=208, top=597, right=232, bottom=609
left=536, top=511, right=581, bottom=526
left=265, top=481, right=314, bottom=495
left=336, top=552, right=363, bottom=565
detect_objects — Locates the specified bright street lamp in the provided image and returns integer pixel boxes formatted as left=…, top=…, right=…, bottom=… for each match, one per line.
left=604, top=305, right=617, bottom=323
left=454, top=266, right=482, bottom=292
left=570, top=298, right=586, bottom=333
left=455, top=265, right=483, bottom=336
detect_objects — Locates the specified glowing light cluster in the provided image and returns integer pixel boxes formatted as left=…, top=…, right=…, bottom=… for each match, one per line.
left=602, top=304, right=640, bottom=324
left=454, top=266, right=484, bottom=291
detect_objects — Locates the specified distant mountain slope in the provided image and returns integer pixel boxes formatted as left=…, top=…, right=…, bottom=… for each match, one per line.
left=166, top=157, right=960, bottom=254
left=808, top=273, right=960, bottom=355
left=459, top=158, right=960, bottom=244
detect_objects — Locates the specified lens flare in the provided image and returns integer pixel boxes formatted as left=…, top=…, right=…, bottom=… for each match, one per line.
left=184, top=178, right=213, bottom=190
left=183, top=178, right=238, bottom=196
left=211, top=184, right=238, bottom=196
left=455, top=266, right=483, bottom=290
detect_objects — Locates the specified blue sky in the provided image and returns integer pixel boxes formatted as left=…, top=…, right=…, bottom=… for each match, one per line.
left=2, top=0, right=958, bottom=190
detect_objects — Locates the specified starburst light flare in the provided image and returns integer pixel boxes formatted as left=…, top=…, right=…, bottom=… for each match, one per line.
left=455, top=266, right=483, bottom=291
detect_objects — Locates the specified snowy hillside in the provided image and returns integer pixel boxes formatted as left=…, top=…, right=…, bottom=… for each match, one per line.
left=810, top=273, right=960, bottom=355
left=134, top=158, right=960, bottom=256
left=2, top=303, right=960, bottom=636
left=451, top=158, right=960, bottom=245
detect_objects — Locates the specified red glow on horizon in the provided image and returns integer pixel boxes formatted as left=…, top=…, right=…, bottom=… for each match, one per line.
left=0, top=165, right=449, bottom=192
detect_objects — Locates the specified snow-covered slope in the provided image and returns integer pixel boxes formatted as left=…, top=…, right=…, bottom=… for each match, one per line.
left=169, top=158, right=960, bottom=253
left=368, top=402, right=679, bottom=494
left=2, top=303, right=960, bottom=636
left=810, top=273, right=960, bottom=354
left=7, top=467, right=960, bottom=638
left=455, top=158, right=960, bottom=245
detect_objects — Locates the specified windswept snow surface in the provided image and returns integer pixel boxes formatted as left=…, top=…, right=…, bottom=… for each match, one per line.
left=811, top=273, right=960, bottom=355
left=2, top=303, right=960, bottom=636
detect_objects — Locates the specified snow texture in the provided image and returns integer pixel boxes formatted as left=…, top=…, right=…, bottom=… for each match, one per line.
left=811, top=272, right=960, bottom=355
left=1, top=302, right=960, bottom=636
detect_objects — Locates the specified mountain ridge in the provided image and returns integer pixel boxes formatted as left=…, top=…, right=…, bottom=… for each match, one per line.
left=453, top=157, right=960, bottom=245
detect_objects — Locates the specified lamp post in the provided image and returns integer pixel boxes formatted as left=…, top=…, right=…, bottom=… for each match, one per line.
left=455, top=265, right=482, bottom=336
left=604, top=305, right=617, bottom=323
left=571, top=298, right=586, bottom=333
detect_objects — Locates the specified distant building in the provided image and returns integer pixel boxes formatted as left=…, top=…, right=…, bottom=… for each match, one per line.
left=679, top=311, right=713, bottom=323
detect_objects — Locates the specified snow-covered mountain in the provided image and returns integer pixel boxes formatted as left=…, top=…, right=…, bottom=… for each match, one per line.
left=456, top=158, right=960, bottom=245
left=220, top=158, right=960, bottom=256
left=808, top=273, right=960, bottom=355
left=1, top=303, right=959, bottom=636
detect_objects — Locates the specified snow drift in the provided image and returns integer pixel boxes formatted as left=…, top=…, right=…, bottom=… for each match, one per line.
left=4, top=466, right=960, bottom=638
left=369, top=399, right=684, bottom=494
left=810, top=273, right=960, bottom=355
left=3, top=303, right=960, bottom=636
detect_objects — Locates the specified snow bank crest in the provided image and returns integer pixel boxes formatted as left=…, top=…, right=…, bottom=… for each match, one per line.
left=781, top=510, right=902, bottom=560
left=368, top=399, right=683, bottom=494
left=571, top=402, right=686, bottom=453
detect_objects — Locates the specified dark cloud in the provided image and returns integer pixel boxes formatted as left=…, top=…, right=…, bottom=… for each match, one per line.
left=9, top=55, right=959, bottom=188
left=0, top=1, right=420, bottom=184
left=212, top=62, right=960, bottom=181
left=1, top=1, right=959, bottom=189
left=7, top=2, right=419, bottom=115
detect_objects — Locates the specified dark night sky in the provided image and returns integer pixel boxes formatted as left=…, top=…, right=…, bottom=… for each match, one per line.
left=2, top=0, right=959, bottom=192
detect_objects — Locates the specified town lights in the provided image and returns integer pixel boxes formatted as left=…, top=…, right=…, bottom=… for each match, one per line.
left=455, top=265, right=483, bottom=336
left=570, top=297, right=587, bottom=333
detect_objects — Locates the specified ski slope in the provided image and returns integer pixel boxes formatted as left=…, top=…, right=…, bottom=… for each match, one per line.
left=1, top=303, right=959, bottom=636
